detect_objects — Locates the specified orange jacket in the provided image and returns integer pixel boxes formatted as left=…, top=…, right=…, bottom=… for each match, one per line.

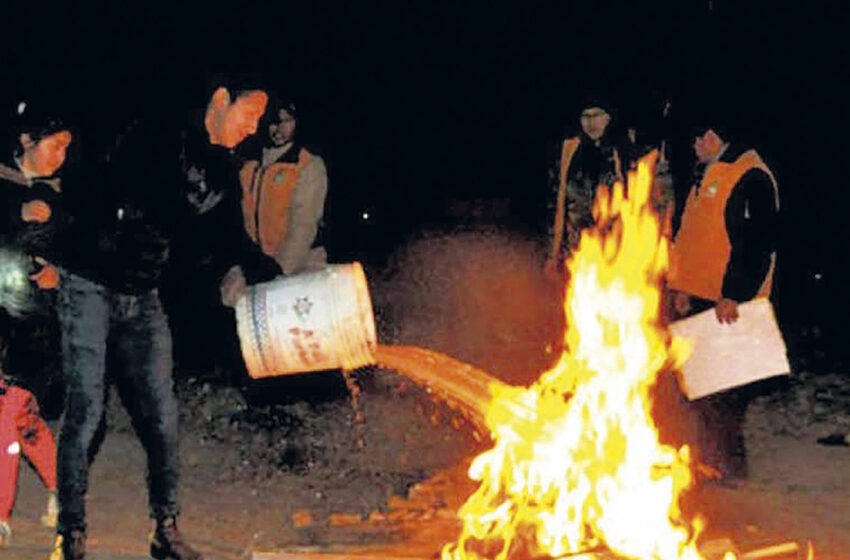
left=670, top=149, right=778, bottom=301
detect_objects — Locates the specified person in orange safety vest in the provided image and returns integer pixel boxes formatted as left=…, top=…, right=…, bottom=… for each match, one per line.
left=669, top=126, right=779, bottom=322
left=667, top=124, right=780, bottom=480
left=545, top=97, right=626, bottom=277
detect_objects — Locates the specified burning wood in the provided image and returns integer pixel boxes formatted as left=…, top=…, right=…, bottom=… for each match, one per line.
left=738, top=542, right=801, bottom=560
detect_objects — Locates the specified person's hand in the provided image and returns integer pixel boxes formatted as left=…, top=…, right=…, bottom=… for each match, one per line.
left=220, top=265, right=247, bottom=307
left=715, top=298, right=739, bottom=324
left=21, top=200, right=51, bottom=223
left=29, top=257, right=59, bottom=290
left=672, top=291, right=691, bottom=316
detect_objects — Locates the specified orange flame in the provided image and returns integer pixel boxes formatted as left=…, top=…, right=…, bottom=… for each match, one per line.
left=442, top=152, right=726, bottom=560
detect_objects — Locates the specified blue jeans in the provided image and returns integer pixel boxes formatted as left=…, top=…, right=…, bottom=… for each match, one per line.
left=56, top=271, right=180, bottom=532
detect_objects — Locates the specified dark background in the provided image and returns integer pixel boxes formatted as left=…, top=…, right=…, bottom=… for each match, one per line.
left=1, top=1, right=847, bottom=366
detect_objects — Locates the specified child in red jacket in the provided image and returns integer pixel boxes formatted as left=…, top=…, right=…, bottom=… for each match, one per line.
left=0, top=375, right=57, bottom=545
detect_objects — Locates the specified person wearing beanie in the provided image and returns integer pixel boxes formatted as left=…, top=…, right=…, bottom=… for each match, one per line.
left=545, top=96, right=627, bottom=276
left=667, top=123, right=780, bottom=481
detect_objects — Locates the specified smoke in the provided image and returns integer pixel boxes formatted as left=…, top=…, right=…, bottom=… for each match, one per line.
left=372, top=226, right=564, bottom=385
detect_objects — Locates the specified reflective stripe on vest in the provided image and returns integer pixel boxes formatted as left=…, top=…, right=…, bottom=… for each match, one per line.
left=670, top=149, right=778, bottom=301
left=240, top=149, right=311, bottom=258
left=550, top=137, right=581, bottom=258
left=550, top=138, right=624, bottom=258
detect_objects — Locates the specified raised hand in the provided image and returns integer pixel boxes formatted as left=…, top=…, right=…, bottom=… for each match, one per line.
left=21, top=200, right=52, bottom=223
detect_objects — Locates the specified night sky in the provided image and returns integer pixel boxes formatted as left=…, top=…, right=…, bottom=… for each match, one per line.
left=2, top=2, right=847, bottom=359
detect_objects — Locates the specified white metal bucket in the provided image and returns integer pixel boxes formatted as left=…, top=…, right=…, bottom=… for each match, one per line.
left=234, top=262, right=377, bottom=378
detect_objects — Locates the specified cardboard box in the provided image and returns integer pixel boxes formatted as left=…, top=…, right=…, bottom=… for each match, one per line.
left=670, top=298, right=791, bottom=400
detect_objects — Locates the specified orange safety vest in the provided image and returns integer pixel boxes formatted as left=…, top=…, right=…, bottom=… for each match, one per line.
left=550, top=137, right=623, bottom=258
left=240, top=148, right=311, bottom=258
left=670, top=149, right=778, bottom=301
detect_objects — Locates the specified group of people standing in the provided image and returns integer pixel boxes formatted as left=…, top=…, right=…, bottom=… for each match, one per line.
left=0, top=83, right=328, bottom=560
left=545, top=96, right=781, bottom=481
left=0, top=83, right=782, bottom=558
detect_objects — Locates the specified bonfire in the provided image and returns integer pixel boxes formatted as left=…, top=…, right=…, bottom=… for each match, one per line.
left=442, top=152, right=716, bottom=560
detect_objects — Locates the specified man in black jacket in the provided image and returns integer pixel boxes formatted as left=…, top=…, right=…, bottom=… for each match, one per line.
left=46, top=85, right=280, bottom=558
left=43, top=112, right=206, bottom=560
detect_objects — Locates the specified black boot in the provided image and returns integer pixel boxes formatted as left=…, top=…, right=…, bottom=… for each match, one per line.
left=48, top=528, right=86, bottom=560
left=150, top=517, right=203, bottom=560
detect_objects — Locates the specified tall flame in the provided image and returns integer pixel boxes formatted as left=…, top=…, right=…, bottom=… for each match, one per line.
left=442, top=153, right=717, bottom=560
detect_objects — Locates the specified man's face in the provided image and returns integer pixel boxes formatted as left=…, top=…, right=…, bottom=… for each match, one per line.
left=269, top=109, right=296, bottom=146
left=223, top=93, right=267, bottom=146
left=693, top=129, right=723, bottom=164
left=204, top=87, right=268, bottom=149
left=20, top=130, right=72, bottom=177
left=580, top=107, right=610, bottom=141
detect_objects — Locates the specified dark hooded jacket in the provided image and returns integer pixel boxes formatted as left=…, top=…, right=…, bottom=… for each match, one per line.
left=10, top=108, right=281, bottom=295
left=50, top=117, right=187, bottom=293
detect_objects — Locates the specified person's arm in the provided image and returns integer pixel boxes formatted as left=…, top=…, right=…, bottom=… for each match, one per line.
left=715, top=168, right=778, bottom=323
left=180, top=145, right=281, bottom=306
left=0, top=163, right=27, bottom=186
left=544, top=142, right=569, bottom=275
left=219, top=211, right=283, bottom=306
left=721, top=168, right=778, bottom=302
left=275, top=155, right=328, bottom=275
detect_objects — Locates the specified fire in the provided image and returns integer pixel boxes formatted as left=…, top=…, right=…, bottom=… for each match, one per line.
left=442, top=152, right=723, bottom=560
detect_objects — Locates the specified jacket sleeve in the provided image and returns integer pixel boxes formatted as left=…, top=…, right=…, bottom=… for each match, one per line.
left=238, top=223, right=283, bottom=285
left=181, top=143, right=283, bottom=285
left=276, top=155, right=328, bottom=275
left=206, top=177, right=283, bottom=286
left=545, top=146, right=561, bottom=244
left=721, top=168, right=778, bottom=301
left=5, top=179, right=72, bottom=268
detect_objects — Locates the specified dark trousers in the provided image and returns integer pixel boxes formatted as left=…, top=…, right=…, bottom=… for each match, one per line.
left=56, top=271, right=179, bottom=533
left=653, top=373, right=751, bottom=479
left=691, top=388, right=751, bottom=478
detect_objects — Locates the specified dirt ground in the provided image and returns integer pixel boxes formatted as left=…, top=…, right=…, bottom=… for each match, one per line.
left=3, top=228, right=850, bottom=559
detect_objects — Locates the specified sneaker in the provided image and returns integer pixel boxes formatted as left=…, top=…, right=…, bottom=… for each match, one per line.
left=0, top=520, right=10, bottom=546
left=41, top=491, right=59, bottom=528
left=47, top=529, right=85, bottom=560
left=150, top=517, right=203, bottom=560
